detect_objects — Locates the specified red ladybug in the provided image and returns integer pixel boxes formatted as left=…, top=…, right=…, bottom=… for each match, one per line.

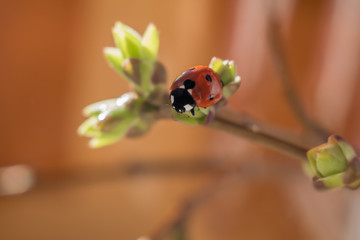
left=170, top=66, right=223, bottom=115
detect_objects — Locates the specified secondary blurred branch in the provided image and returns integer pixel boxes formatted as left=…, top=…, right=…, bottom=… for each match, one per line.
left=267, top=10, right=329, bottom=140
left=0, top=156, right=301, bottom=197
left=140, top=158, right=302, bottom=240
left=140, top=171, right=237, bottom=240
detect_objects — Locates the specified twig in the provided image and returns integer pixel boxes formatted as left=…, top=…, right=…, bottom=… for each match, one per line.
left=209, top=107, right=309, bottom=161
left=159, top=102, right=311, bottom=162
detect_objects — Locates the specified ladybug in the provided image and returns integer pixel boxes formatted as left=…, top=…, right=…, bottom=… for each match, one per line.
left=170, top=66, right=223, bottom=115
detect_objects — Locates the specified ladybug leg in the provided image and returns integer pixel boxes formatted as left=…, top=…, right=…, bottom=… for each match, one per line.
left=190, top=108, right=195, bottom=116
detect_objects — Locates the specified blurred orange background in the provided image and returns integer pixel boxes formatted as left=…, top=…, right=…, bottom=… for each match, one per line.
left=0, top=0, right=359, bottom=239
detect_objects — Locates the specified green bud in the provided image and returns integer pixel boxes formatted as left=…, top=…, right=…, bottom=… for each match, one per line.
left=104, top=47, right=124, bottom=75
left=112, top=22, right=142, bottom=59
left=77, top=116, right=101, bottom=138
left=78, top=93, right=137, bottom=147
left=82, top=92, right=137, bottom=117
left=145, top=86, right=168, bottom=107
left=171, top=103, right=219, bottom=126
left=105, top=22, right=165, bottom=96
left=302, top=161, right=314, bottom=178
left=79, top=22, right=169, bottom=147
left=126, top=117, right=154, bottom=138
left=209, top=57, right=241, bottom=88
left=344, top=157, right=360, bottom=189
left=315, top=146, right=347, bottom=177
left=172, top=108, right=208, bottom=125
left=333, top=135, right=357, bottom=160
left=150, top=61, right=167, bottom=85
left=122, top=58, right=167, bottom=95
left=313, top=172, right=345, bottom=190
left=78, top=92, right=159, bottom=148
left=222, top=76, right=241, bottom=99
left=306, top=135, right=360, bottom=190
left=141, top=23, right=159, bottom=62
left=89, top=135, right=123, bottom=148
left=122, top=58, right=144, bottom=91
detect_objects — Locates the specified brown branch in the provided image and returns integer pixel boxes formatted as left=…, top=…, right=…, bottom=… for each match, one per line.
left=209, top=107, right=309, bottom=161
left=159, top=100, right=312, bottom=162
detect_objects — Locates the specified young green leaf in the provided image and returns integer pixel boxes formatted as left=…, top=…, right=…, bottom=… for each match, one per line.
left=104, top=47, right=124, bottom=74
left=112, top=22, right=142, bottom=58
left=141, top=23, right=159, bottom=61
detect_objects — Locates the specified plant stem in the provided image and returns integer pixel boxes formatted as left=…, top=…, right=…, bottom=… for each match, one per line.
left=159, top=104, right=312, bottom=161
left=208, top=107, right=310, bottom=161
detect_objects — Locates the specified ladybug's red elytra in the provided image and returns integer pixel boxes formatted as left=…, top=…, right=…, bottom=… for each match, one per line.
left=170, top=66, right=223, bottom=115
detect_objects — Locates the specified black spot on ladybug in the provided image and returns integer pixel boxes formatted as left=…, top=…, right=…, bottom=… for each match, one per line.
left=205, top=74, right=212, bottom=82
left=184, top=79, right=195, bottom=89
left=209, top=94, right=214, bottom=100
left=170, top=88, right=196, bottom=114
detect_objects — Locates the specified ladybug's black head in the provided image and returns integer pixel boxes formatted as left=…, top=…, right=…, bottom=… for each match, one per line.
left=170, top=88, right=196, bottom=114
